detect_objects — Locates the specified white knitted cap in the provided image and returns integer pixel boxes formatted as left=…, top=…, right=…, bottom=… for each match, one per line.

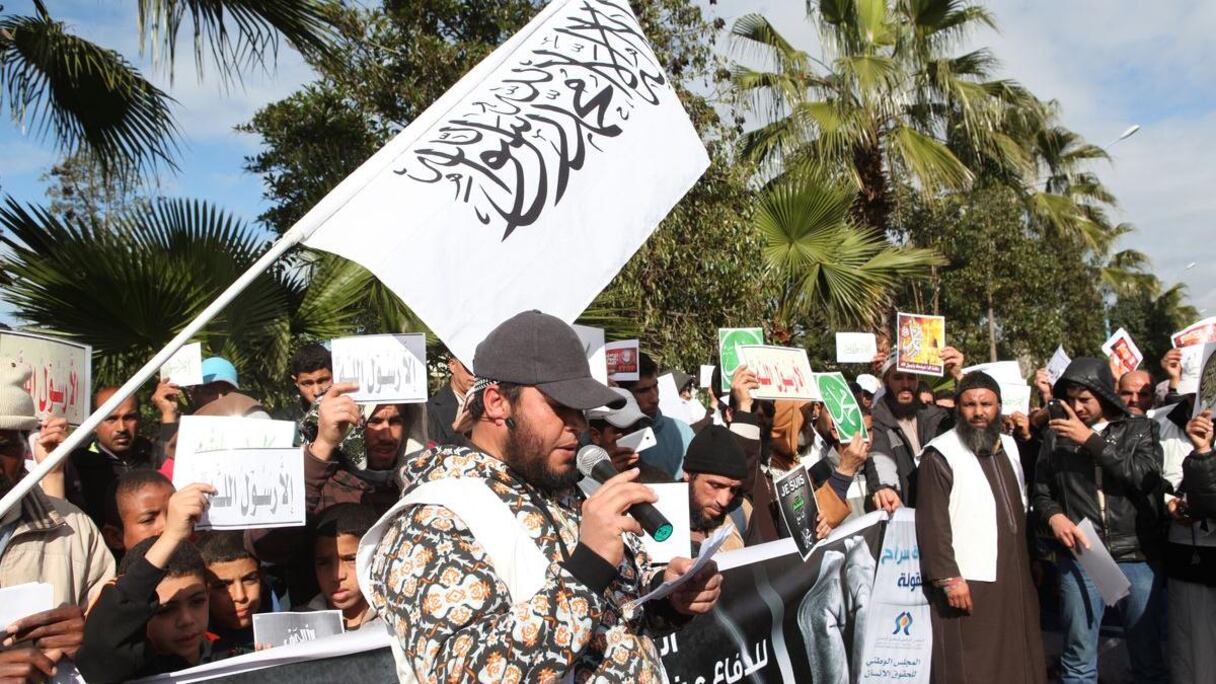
left=0, top=358, right=39, bottom=432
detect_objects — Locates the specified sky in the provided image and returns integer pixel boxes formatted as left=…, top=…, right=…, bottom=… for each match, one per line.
left=1, top=0, right=1213, bottom=324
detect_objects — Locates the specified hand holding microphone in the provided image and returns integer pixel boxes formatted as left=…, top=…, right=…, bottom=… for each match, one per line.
left=576, top=445, right=673, bottom=567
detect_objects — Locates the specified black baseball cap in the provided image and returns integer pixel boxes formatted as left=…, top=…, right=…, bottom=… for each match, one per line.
left=473, top=311, right=626, bottom=411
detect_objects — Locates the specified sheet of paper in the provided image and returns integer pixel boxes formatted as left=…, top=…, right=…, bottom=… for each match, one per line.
left=836, top=332, right=878, bottom=364
left=814, top=372, right=867, bottom=441
left=960, top=360, right=1024, bottom=386
left=605, top=339, right=640, bottom=382
left=573, top=324, right=608, bottom=385
left=617, top=426, right=656, bottom=453
left=718, top=327, right=764, bottom=392
left=0, top=330, right=91, bottom=424
left=331, top=333, right=428, bottom=404
left=774, top=465, right=818, bottom=560
left=159, top=342, right=203, bottom=387
left=253, top=611, right=344, bottom=649
left=657, top=373, right=692, bottom=423
left=737, top=345, right=819, bottom=401
left=1047, top=345, right=1071, bottom=385
left=172, top=447, right=305, bottom=530
left=1172, top=316, right=1216, bottom=348
left=999, top=383, right=1032, bottom=416
left=1072, top=518, right=1131, bottom=606
left=896, top=312, right=946, bottom=377
left=0, top=582, right=53, bottom=629
left=1101, top=327, right=1143, bottom=376
left=175, top=416, right=296, bottom=463
left=699, top=364, right=715, bottom=389
left=626, top=526, right=731, bottom=610
left=1178, top=342, right=1216, bottom=395
left=1193, top=344, right=1216, bottom=418
left=638, top=482, right=691, bottom=564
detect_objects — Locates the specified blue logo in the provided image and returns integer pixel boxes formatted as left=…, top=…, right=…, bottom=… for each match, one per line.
left=891, top=611, right=913, bottom=636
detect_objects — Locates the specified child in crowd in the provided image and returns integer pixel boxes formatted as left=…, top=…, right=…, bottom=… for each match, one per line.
left=303, top=503, right=379, bottom=630
left=76, top=483, right=215, bottom=683
left=198, top=531, right=280, bottom=659
left=101, top=469, right=175, bottom=555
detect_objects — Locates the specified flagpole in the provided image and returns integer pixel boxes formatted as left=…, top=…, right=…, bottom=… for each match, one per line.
left=0, top=229, right=308, bottom=519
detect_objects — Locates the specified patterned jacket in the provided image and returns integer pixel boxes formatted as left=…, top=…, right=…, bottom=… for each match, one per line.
left=365, top=445, right=681, bottom=683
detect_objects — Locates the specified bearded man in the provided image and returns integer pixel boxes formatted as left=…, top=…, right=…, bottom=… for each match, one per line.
left=915, top=372, right=1045, bottom=684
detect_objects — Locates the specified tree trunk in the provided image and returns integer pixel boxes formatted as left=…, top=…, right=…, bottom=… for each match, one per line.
left=987, top=288, right=998, bottom=363
left=851, top=142, right=891, bottom=241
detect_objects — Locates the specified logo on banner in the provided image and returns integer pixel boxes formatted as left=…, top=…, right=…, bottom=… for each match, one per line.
left=891, top=611, right=913, bottom=636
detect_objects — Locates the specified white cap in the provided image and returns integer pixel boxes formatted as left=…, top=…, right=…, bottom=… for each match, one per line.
left=585, top=387, right=651, bottom=430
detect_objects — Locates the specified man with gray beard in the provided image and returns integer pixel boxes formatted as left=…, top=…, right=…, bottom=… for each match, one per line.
left=914, top=372, right=1045, bottom=684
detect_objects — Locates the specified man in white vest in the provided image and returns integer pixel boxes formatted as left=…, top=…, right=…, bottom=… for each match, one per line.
left=358, top=311, right=722, bottom=683
left=914, top=372, right=1045, bottom=684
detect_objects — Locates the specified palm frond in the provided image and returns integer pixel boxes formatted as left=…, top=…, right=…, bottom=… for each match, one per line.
left=889, top=124, right=973, bottom=192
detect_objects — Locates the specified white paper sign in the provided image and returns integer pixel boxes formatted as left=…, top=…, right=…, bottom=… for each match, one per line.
left=159, top=342, right=204, bottom=387
left=638, top=482, right=691, bottom=564
left=0, top=331, right=91, bottom=424
left=253, top=611, right=344, bottom=649
left=0, top=582, right=53, bottom=629
left=331, top=333, right=427, bottom=404
left=999, top=383, right=1032, bottom=416
left=573, top=325, right=608, bottom=386
left=175, top=416, right=297, bottom=463
left=836, top=332, right=878, bottom=364
left=299, top=0, right=709, bottom=366
left=617, top=426, right=656, bottom=453
left=737, top=345, right=819, bottom=401
left=1047, top=345, right=1071, bottom=385
left=699, top=365, right=715, bottom=389
left=657, top=373, right=691, bottom=424
left=172, top=447, right=305, bottom=530
left=961, top=361, right=1024, bottom=386
left=1072, top=518, right=1131, bottom=606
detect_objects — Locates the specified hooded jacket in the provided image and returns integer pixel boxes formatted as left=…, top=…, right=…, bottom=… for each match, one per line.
left=1031, top=357, right=1166, bottom=561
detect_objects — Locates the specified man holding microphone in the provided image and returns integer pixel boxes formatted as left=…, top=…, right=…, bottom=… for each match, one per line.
left=360, top=311, right=722, bottom=682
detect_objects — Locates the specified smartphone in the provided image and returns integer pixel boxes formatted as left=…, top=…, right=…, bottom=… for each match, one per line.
left=1047, top=399, right=1068, bottom=421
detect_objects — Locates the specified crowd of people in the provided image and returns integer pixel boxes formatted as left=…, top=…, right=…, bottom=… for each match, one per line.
left=0, top=309, right=1212, bottom=684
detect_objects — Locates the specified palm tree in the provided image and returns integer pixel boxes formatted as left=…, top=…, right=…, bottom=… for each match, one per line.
left=754, top=168, right=945, bottom=332
left=730, top=0, right=1040, bottom=238
left=0, top=196, right=407, bottom=411
left=0, top=0, right=336, bottom=177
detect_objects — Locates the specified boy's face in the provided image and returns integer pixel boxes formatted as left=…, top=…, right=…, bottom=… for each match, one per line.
left=148, top=573, right=209, bottom=665
left=119, top=483, right=174, bottom=551
left=315, top=533, right=365, bottom=614
left=206, top=558, right=262, bottom=630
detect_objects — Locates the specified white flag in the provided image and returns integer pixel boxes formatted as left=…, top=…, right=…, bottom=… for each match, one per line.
left=300, top=0, right=709, bottom=365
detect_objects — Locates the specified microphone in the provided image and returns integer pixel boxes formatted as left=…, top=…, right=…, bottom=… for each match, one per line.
left=576, top=445, right=674, bottom=542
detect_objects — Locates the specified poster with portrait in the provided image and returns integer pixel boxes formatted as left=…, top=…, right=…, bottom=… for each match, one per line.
left=895, top=313, right=945, bottom=377
left=605, top=339, right=640, bottom=382
left=1101, top=327, right=1143, bottom=376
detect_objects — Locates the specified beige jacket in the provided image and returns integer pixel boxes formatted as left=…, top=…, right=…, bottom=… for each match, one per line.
left=0, top=487, right=115, bottom=609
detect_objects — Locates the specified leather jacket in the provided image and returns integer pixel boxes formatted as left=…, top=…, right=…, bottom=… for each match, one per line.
left=1032, top=415, right=1165, bottom=561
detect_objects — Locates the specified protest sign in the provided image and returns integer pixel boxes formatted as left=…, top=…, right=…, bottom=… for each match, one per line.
left=1102, top=327, right=1143, bottom=376
left=573, top=324, right=608, bottom=385
left=1193, top=343, right=1216, bottom=419
left=660, top=512, right=892, bottom=683
left=736, top=345, right=818, bottom=401
left=961, top=360, right=1024, bottom=386
left=836, top=332, right=878, bottom=364
left=1000, top=383, right=1033, bottom=416
left=858, top=508, right=931, bottom=684
left=719, top=327, right=764, bottom=392
left=331, top=334, right=427, bottom=404
left=605, top=339, right=640, bottom=381
left=775, top=465, right=819, bottom=561
left=1179, top=343, right=1216, bottom=395
left=896, top=313, right=945, bottom=376
left=1172, top=316, right=1216, bottom=348
left=159, top=342, right=204, bottom=387
left=1047, top=345, right=1072, bottom=385
left=657, top=373, right=691, bottom=424
left=175, top=416, right=297, bottom=460
left=0, top=582, right=53, bottom=629
left=639, top=482, right=691, bottom=564
left=254, top=611, right=344, bottom=650
left=298, top=0, right=709, bottom=366
left=699, top=364, right=715, bottom=389
left=0, top=330, right=91, bottom=424
left=173, top=447, right=305, bottom=530
left=815, top=372, right=868, bottom=442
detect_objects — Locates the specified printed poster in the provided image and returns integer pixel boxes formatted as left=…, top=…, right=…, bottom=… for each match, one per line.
left=718, top=327, right=764, bottom=392
left=896, top=313, right=945, bottom=377
left=0, top=330, right=91, bottom=425
left=1172, top=316, right=1216, bottom=349
left=815, top=372, right=868, bottom=442
left=331, top=333, right=428, bottom=404
left=858, top=508, right=932, bottom=684
left=172, top=447, right=305, bottom=530
left=1046, top=345, right=1071, bottom=385
left=605, top=339, right=640, bottom=382
left=1102, top=327, right=1143, bottom=376
left=775, top=465, right=819, bottom=561
left=1193, top=344, right=1216, bottom=419
left=736, top=345, right=819, bottom=401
